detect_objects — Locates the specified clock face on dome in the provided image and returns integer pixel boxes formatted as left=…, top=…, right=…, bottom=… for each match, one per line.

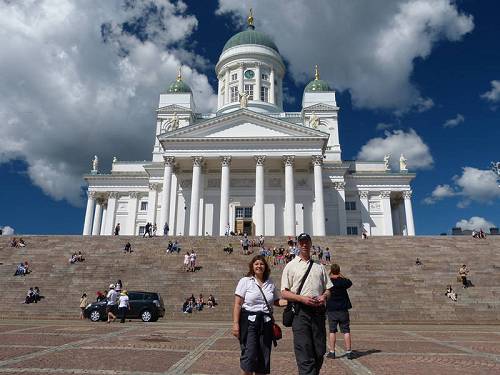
left=244, top=70, right=255, bottom=79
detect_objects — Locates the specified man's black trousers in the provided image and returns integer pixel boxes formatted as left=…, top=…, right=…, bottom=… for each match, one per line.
left=292, top=306, right=326, bottom=375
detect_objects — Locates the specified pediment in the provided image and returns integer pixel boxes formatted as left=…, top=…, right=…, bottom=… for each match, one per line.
left=157, top=104, right=192, bottom=114
left=159, top=109, right=329, bottom=140
left=303, top=103, right=339, bottom=112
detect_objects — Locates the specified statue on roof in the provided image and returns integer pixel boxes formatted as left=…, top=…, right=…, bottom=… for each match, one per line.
left=383, top=154, right=391, bottom=171
left=400, top=154, right=408, bottom=172
left=308, top=112, right=320, bottom=129
left=239, top=92, right=249, bottom=108
left=166, top=112, right=180, bottom=131
left=92, top=155, right=99, bottom=174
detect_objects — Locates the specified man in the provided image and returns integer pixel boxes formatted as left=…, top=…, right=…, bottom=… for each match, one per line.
left=143, top=222, right=151, bottom=237
left=241, top=233, right=249, bottom=255
left=326, top=264, right=353, bottom=360
left=114, top=223, right=120, bottom=236
left=163, top=222, right=169, bottom=236
left=459, top=264, right=469, bottom=288
left=281, top=233, right=332, bottom=375
left=106, top=284, right=119, bottom=323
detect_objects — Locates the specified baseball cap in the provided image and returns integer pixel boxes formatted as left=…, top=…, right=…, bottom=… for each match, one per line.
left=297, top=233, right=311, bottom=242
left=109, top=284, right=115, bottom=289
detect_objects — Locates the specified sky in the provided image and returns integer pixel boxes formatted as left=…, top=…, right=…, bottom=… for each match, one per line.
left=0, top=0, right=499, bottom=235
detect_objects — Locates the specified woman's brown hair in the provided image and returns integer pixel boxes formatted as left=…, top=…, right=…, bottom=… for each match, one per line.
left=246, top=255, right=271, bottom=281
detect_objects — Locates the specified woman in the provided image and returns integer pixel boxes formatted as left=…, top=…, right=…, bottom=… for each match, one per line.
left=80, top=293, right=89, bottom=319
left=445, top=285, right=457, bottom=302
left=207, top=294, right=216, bottom=308
left=233, top=255, right=280, bottom=375
left=118, top=290, right=130, bottom=323
left=184, top=252, right=190, bottom=272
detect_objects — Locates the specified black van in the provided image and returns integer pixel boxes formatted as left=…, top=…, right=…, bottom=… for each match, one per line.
left=84, top=291, right=165, bottom=322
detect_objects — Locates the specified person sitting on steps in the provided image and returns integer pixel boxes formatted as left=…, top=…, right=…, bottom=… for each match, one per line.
left=445, top=285, right=457, bottom=302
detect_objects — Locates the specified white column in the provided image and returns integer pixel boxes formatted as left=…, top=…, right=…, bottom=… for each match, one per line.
left=312, top=156, right=326, bottom=236
left=100, top=203, right=107, bottom=235
left=83, top=191, right=96, bottom=235
left=91, top=199, right=103, bottom=235
left=217, top=76, right=223, bottom=108
left=255, top=155, right=266, bottom=236
left=224, top=69, right=230, bottom=104
left=403, top=191, right=416, bottom=236
left=104, top=192, right=118, bottom=235
left=380, top=191, right=394, bottom=235
left=335, top=182, right=347, bottom=235
left=358, top=191, right=371, bottom=235
left=255, top=63, right=261, bottom=102
left=269, top=68, right=275, bottom=105
left=127, top=192, right=138, bottom=235
left=147, top=183, right=159, bottom=225
left=189, top=156, right=203, bottom=236
left=159, top=156, right=175, bottom=231
left=219, top=156, right=231, bottom=236
left=239, top=63, right=244, bottom=95
left=284, top=156, right=296, bottom=236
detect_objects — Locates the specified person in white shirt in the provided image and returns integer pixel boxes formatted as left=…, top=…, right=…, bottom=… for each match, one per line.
left=184, top=252, right=190, bottom=272
left=232, top=255, right=281, bottom=375
left=118, top=290, right=130, bottom=323
left=106, top=284, right=118, bottom=323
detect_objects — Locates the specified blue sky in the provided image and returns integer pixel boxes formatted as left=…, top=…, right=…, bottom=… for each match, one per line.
left=0, top=0, right=499, bottom=235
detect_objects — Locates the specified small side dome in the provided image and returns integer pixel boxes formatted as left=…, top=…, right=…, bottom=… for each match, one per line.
left=167, top=68, right=192, bottom=93
left=304, top=65, right=331, bottom=92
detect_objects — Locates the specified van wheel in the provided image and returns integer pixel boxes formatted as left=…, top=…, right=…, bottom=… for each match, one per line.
left=89, top=310, right=101, bottom=322
left=141, top=309, right=153, bottom=322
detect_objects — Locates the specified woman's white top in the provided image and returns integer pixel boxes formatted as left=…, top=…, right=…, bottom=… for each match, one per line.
left=184, top=254, right=189, bottom=264
left=118, top=295, right=129, bottom=308
left=235, top=276, right=279, bottom=314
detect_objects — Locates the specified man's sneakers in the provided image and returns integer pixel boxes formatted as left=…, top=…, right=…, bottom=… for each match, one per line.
left=345, top=350, right=353, bottom=360
left=326, top=351, right=335, bottom=359
left=327, top=350, right=353, bottom=360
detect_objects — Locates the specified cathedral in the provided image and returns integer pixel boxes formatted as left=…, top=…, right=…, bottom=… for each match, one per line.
left=83, top=13, right=415, bottom=237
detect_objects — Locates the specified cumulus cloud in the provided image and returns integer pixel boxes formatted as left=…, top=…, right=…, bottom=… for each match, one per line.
left=217, top=0, right=473, bottom=111
left=356, top=129, right=433, bottom=170
left=422, top=184, right=456, bottom=204
left=376, top=123, right=393, bottom=131
left=443, top=113, right=464, bottom=128
left=0, top=0, right=217, bottom=205
left=424, top=167, right=500, bottom=207
left=481, top=80, right=500, bottom=103
left=456, top=217, right=495, bottom=232
left=1, top=226, right=15, bottom=235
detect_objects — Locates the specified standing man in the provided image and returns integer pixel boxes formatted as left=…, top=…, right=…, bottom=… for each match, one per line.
left=114, top=223, right=120, bottom=236
left=106, top=284, right=118, bottom=323
left=163, top=222, right=169, bottom=236
left=326, top=264, right=353, bottom=360
left=281, top=233, right=332, bottom=375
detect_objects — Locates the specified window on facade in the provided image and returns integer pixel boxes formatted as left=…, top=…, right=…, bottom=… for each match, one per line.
left=347, top=226, right=359, bottom=235
left=345, top=201, right=356, bottom=211
left=260, top=86, right=269, bottom=102
left=231, top=73, right=237, bottom=81
left=235, top=207, right=253, bottom=219
left=140, top=202, right=148, bottom=211
left=230, top=86, right=239, bottom=102
left=138, top=226, right=145, bottom=235
left=244, top=84, right=254, bottom=100
left=261, top=73, right=268, bottom=81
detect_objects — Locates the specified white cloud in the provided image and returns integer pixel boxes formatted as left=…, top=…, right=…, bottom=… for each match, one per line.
left=481, top=80, right=500, bottom=103
left=423, top=184, right=456, bottom=204
left=443, top=113, right=464, bottom=128
left=456, top=217, right=496, bottom=232
left=217, top=0, right=473, bottom=111
left=0, top=0, right=217, bottom=205
left=1, top=226, right=15, bottom=235
left=424, top=167, right=500, bottom=206
left=376, top=123, right=393, bottom=131
left=356, top=129, right=433, bottom=170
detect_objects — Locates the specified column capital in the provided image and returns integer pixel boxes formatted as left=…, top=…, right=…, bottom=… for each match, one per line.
left=129, top=192, right=139, bottom=199
left=312, top=155, right=324, bottom=166
left=255, top=155, right=266, bottom=166
left=220, top=156, right=232, bottom=167
left=95, top=197, right=106, bottom=205
left=380, top=191, right=392, bottom=199
left=109, top=192, right=119, bottom=199
left=332, top=181, right=345, bottom=190
left=149, top=183, right=160, bottom=191
left=358, top=190, right=369, bottom=199
left=283, top=155, right=295, bottom=167
left=163, top=156, right=175, bottom=166
left=402, top=190, right=413, bottom=199
left=87, top=191, right=97, bottom=199
left=192, top=156, right=204, bottom=167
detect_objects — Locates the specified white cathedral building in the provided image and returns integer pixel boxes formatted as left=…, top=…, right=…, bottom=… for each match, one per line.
left=83, top=14, right=416, bottom=237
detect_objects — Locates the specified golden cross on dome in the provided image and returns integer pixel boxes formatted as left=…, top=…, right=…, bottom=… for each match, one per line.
left=176, top=66, right=182, bottom=81
left=315, top=65, right=320, bottom=80
left=247, top=8, right=254, bottom=27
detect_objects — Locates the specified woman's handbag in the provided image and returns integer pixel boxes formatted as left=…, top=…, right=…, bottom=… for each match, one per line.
left=255, top=282, right=282, bottom=346
left=282, top=261, right=314, bottom=327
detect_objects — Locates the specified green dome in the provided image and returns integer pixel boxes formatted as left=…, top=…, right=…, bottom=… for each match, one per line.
left=167, top=78, right=192, bottom=93
left=304, top=79, right=331, bottom=92
left=222, top=28, right=279, bottom=53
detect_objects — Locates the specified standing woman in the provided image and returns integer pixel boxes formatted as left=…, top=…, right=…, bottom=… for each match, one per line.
left=233, top=255, right=281, bottom=375
left=79, top=293, right=88, bottom=319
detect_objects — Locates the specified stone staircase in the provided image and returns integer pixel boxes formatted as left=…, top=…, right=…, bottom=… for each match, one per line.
left=0, top=236, right=499, bottom=323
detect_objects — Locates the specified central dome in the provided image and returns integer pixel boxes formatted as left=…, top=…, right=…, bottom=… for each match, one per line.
left=222, top=28, right=279, bottom=53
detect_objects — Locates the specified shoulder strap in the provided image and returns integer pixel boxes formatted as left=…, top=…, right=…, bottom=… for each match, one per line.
left=255, top=281, right=274, bottom=319
left=296, top=260, right=314, bottom=296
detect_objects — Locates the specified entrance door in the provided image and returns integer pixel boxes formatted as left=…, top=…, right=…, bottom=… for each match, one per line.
left=235, top=207, right=254, bottom=236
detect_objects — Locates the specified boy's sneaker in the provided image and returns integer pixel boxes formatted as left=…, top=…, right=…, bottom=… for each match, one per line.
left=345, top=351, right=353, bottom=360
left=326, top=351, right=335, bottom=359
